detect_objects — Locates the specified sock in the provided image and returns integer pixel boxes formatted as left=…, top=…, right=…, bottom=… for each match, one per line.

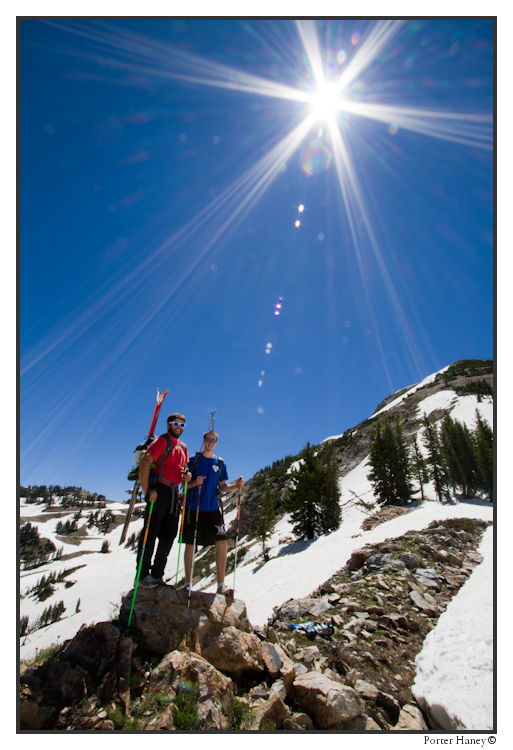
left=183, top=582, right=191, bottom=590
left=217, top=582, right=225, bottom=591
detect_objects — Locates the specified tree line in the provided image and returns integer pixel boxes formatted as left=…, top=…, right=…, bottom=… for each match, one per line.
left=368, top=409, right=493, bottom=506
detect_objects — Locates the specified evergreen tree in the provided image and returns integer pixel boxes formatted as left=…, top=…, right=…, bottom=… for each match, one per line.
left=255, top=485, right=276, bottom=562
left=410, top=434, right=430, bottom=501
left=285, top=443, right=325, bottom=540
left=367, top=418, right=413, bottom=506
left=367, top=421, right=393, bottom=506
left=440, top=412, right=480, bottom=498
left=319, top=443, right=341, bottom=532
left=474, top=410, right=494, bottom=500
left=391, top=417, right=415, bottom=503
left=422, top=415, right=451, bottom=502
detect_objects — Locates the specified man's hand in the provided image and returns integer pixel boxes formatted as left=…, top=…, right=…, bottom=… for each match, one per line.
left=183, top=470, right=192, bottom=483
left=147, top=488, right=157, bottom=503
left=236, top=476, right=245, bottom=489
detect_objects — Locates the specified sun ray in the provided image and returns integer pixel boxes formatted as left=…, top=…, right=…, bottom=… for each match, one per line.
left=327, top=117, right=428, bottom=384
left=42, top=19, right=313, bottom=105
left=334, top=20, right=405, bottom=94
left=339, top=100, right=493, bottom=150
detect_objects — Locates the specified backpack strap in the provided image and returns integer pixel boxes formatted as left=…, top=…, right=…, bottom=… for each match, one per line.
left=216, top=457, right=224, bottom=515
left=152, top=434, right=187, bottom=486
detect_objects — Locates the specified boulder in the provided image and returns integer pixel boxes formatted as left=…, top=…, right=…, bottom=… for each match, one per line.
left=293, top=672, right=365, bottom=728
left=347, top=548, right=372, bottom=571
left=249, top=693, right=290, bottom=730
left=395, top=703, right=429, bottom=730
left=58, top=621, right=128, bottom=682
left=148, top=649, right=234, bottom=730
left=200, top=625, right=265, bottom=675
left=354, top=679, right=378, bottom=701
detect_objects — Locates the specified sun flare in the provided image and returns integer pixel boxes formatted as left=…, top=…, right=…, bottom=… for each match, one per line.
left=311, top=82, right=339, bottom=121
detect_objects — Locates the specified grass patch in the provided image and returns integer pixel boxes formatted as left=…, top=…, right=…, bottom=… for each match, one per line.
left=230, top=698, right=253, bottom=730
left=174, top=681, right=199, bottom=730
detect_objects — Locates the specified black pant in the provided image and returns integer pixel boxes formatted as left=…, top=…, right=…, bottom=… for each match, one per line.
left=136, top=483, right=181, bottom=579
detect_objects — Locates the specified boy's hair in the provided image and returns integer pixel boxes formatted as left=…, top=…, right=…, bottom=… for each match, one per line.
left=204, top=430, right=218, bottom=440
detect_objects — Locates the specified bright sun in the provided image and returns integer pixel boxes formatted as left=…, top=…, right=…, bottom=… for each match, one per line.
left=312, top=82, right=339, bottom=121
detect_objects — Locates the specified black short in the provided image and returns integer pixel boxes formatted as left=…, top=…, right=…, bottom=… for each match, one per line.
left=182, top=509, right=227, bottom=546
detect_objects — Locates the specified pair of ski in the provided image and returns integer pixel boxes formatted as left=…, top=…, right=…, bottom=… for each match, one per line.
left=119, top=387, right=168, bottom=546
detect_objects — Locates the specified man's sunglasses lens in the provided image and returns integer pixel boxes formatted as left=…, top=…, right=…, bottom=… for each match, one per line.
left=170, top=421, right=185, bottom=427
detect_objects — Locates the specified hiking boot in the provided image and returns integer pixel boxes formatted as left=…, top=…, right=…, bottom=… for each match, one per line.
left=157, top=578, right=172, bottom=587
left=217, top=584, right=234, bottom=598
left=138, top=574, right=159, bottom=588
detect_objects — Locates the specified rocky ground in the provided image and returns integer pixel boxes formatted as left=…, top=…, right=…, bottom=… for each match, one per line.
left=265, top=508, right=490, bottom=729
left=19, top=507, right=491, bottom=731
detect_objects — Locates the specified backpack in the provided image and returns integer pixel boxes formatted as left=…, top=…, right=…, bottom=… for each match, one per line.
left=127, top=433, right=186, bottom=483
left=187, top=452, right=225, bottom=512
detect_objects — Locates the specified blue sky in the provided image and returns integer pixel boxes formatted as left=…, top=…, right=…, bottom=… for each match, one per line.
left=19, top=18, right=494, bottom=503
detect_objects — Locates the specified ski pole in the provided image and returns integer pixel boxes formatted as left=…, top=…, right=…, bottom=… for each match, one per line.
left=232, top=484, right=242, bottom=599
left=188, top=485, right=201, bottom=608
left=174, top=481, right=188, bottom=588
left=127, top=496, right=155, bottom=631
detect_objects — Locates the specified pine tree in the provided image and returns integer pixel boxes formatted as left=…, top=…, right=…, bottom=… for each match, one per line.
left=474, top=410, right=494, bottom=500
left=392, top=417, right=414, bottom=503
left=410, top=434, right=430, bottom=501
left=255, top=485, right=276, bottom=562
left=422, top=415, right=451, bottom=502
left=285, top=443, right=325, bottom=540
left=440, top=412, right=480, bottom=498
left=367, top=418, right=413, bottom=506
left=319, top=443, right=341, bottom=532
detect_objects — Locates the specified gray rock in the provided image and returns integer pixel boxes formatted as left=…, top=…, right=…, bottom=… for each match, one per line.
left=410, top=590, right=437, bottom=615
left=414, top=568, right=442, bottom=590
left=293, top=672, right=365, bottom=728
left=354, top=679, right=378, bottom=701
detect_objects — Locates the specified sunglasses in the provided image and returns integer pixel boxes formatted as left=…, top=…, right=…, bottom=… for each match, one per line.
left=169, top=422, right=185, bottom=428
left=204, top=438, right=217, bottom=443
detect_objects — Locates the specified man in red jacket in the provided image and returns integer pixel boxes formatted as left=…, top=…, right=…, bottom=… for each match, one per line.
left=136, top=413, right=192, bottom=587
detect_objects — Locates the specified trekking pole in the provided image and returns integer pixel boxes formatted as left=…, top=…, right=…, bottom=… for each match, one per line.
left=188, top=485, right=201, bottom=608
left=127, top=496, right=155, bottom=631
left=174, top=481, right=188, bottom=588
left=232, top=484, right=242, bottom=599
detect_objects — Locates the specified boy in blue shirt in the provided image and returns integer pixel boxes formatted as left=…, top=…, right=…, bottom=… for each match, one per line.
left=182, top=430, right=244, bottom=596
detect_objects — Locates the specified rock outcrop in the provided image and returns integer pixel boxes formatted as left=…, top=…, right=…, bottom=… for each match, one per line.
left=20, top=516, right=490, bottom=731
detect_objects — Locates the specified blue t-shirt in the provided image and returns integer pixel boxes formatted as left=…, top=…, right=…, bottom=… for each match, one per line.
left=186, top=454, right=228, bottom=512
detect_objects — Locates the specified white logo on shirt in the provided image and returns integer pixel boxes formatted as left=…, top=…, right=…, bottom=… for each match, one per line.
left=215, top=524, right=226, bottom=536
left=212, top=465, right=219, bottom=472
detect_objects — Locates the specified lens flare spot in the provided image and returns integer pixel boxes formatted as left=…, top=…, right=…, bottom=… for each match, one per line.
left=351, top=33, right=360, bottom=45
left=257, top=406, right=264, bottom=414
left=388, top=123, right=398, bottom=135
left=336, top=48, right=347, bottom=64
left=258, top=380, right=263, bottom=386
left=300, top=138, right=331, bottom=176
left=295, top=220, right=301, bottom=227
left=317, top=233, right=325, bottom=241
left=295, top=367, right=302, bottom=374
left=298, top=204, right=304, bottom=212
